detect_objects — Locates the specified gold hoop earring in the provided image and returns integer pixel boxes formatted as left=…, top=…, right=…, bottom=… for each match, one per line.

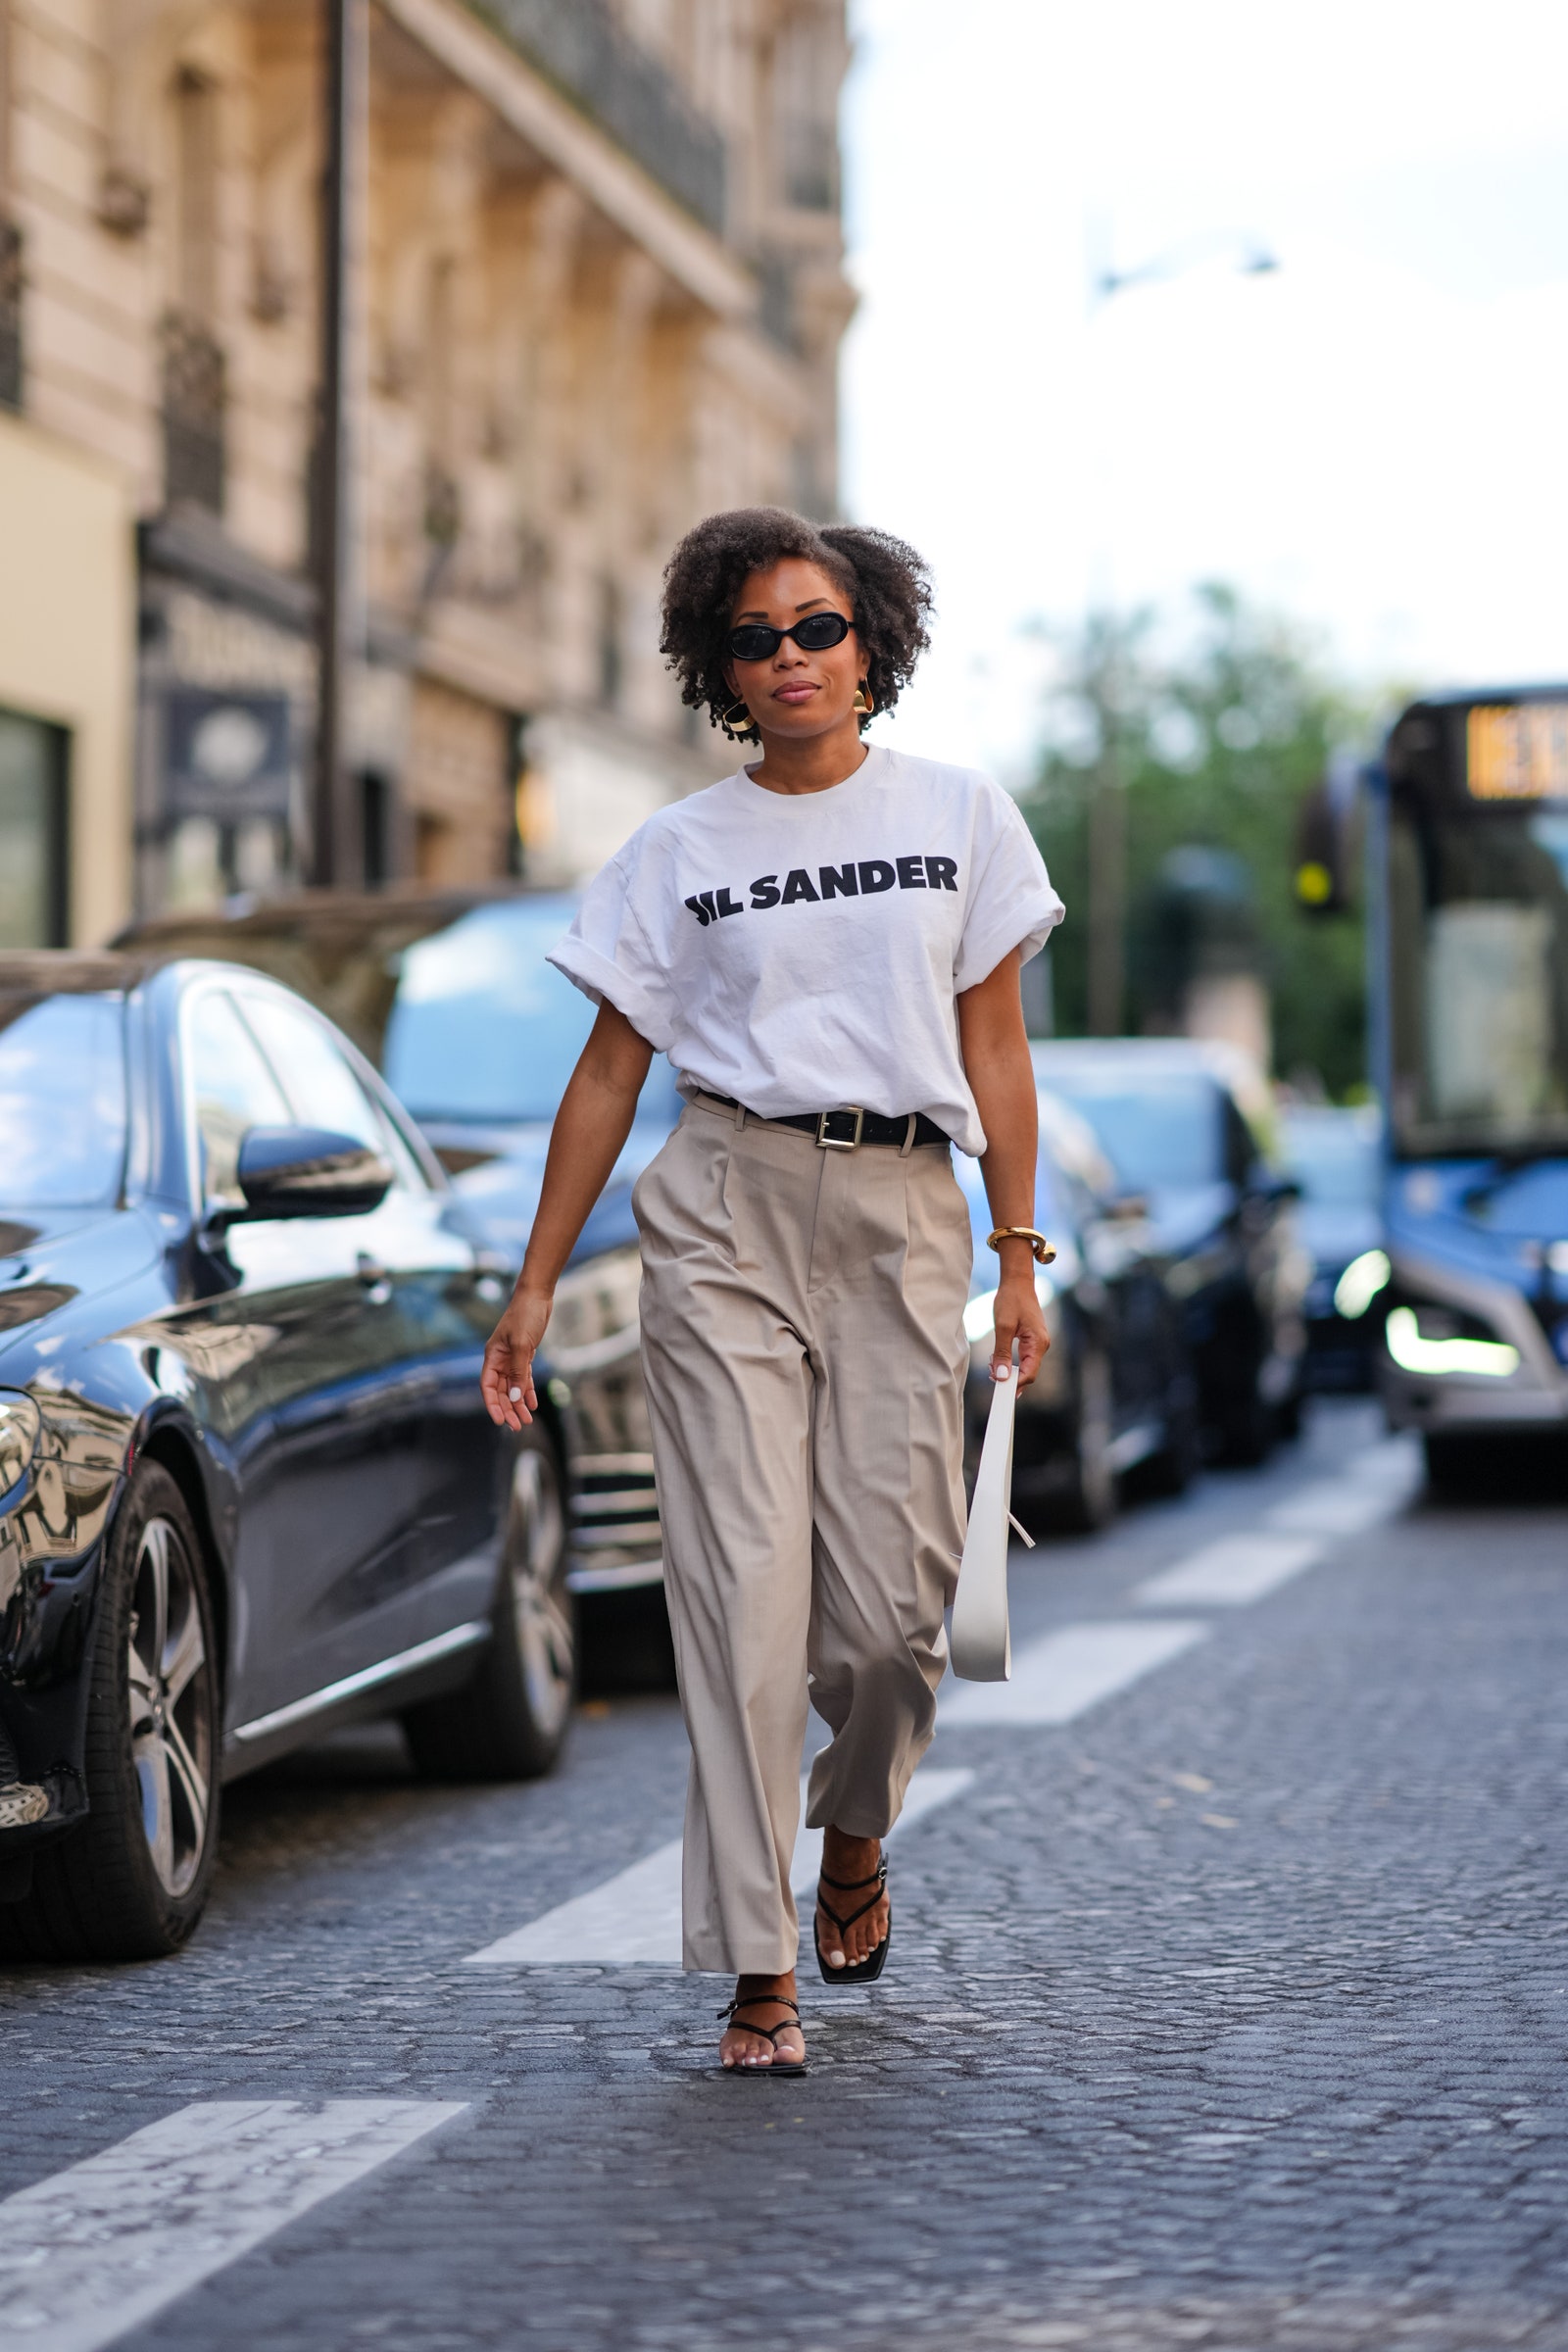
left=720, top=699, right=759, bottom=742
left=853, top=681, right=874, bottom=717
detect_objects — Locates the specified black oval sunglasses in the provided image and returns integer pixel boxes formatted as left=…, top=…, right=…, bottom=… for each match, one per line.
left=727, top=612, right=853, bottom=662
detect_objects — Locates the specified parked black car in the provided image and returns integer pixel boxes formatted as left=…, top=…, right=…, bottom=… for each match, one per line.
left=956, top=1088, right=1200, bottom=1529
left=1030, top=1039, right=1309, bottom=1463
left=117, top=889, right=679, bottom=1612
left=0, top=951, right=579, bottom=1963
left=1278, top=1103, right=1384, bottom=1393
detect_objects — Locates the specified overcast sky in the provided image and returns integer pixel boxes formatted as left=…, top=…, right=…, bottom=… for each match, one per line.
left=839, top=0, right=1568, bottom=780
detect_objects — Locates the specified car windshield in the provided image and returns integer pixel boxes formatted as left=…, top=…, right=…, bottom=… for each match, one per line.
left=0, top=993, right=126, bottom=1205
left=1035, top=1067, right=1221, bottom=1192
left=383, top=900, right=680, bottom=1126
left=1280, top=1110, right=1381, bottom=1208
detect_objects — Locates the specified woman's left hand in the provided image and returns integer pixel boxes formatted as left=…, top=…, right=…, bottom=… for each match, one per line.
left=992, top=1265, right=1050, bottom=1390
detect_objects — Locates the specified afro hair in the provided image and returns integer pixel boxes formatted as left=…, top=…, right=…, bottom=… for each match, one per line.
left=660, top=506, right=933, bottom=739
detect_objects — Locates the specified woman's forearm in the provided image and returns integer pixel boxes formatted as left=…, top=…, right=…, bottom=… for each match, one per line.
left=956, top=953, right=1039, bottom=1245
left=482, top=1004, right=653, bottom=1430
left=517, top=1004, right=652, bottom=1297
left=956, top=952, right=1050, bottom=1382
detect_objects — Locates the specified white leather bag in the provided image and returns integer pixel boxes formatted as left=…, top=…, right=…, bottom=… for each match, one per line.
left=949, top=1361, right=1017, bottom=1682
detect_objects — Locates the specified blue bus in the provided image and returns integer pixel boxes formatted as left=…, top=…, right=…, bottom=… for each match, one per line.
left=1348, top=690, right=1568, bottom=1474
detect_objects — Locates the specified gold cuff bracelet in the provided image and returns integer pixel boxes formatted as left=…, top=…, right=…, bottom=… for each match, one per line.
left=986, top=1226, right=1057, bottom=1266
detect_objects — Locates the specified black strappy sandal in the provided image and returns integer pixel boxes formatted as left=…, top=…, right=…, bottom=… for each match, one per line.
left=717, top=1992, right=808, bottom=2077
left=813, top=1854, right=891, bottom=1985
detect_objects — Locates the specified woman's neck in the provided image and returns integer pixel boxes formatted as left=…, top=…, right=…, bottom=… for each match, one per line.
left=745, top=719, right=869, bottom=798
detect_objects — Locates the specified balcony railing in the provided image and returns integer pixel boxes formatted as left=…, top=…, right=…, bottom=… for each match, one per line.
left=473, top=0, right=725, bottom=233
left=0, top=220, right=23, bottom=413
left=161, top=310, right=226, bottom=513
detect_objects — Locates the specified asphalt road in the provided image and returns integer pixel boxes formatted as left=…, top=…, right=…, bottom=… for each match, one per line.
left=4, top=1398, right=1568, bottom=2352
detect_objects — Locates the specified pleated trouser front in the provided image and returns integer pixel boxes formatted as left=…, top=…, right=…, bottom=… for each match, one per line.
left=633, top=1096, right=973, bottom=1974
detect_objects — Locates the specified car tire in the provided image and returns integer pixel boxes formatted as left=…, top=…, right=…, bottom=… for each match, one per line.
left=403, top=1424, right=575, bottom=1781
left=1216, top=1374, right=1276, bottom=1467
left=1422, top=1431, right=1493, bottom=1495
left=0, top=1465, right=220, bottom=1964
left=1139, top=1386, right=1201, bottom=1499
left=1042, top=1344, right=1117, bottom=1534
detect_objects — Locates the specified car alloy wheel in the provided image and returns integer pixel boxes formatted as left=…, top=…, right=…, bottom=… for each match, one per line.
left=126, top=1513, right=214, bottom=1900
left=507, top=1442, right=573, bottom=1746
left=0, top=1463, right=221, bottom=1962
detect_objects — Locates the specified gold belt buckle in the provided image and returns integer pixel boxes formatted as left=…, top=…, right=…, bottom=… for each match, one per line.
left=816, top=1106, right=864, bottom=1151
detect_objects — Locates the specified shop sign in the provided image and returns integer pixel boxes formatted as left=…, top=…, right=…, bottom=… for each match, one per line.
left=165, top=690, right=293, bottom=820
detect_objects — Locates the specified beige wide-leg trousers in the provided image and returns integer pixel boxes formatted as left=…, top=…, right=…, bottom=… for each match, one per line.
left=634, top=1094, right=973, bottom=1974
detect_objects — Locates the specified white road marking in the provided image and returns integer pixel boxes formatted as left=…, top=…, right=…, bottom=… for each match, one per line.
left=942, top=1620, right=1207, bottom=1728
left=0, top=2100, right=464, bottom=2352
left=1266, top=1446, right=1421, bottom=1535
left=1135, top=1532, right=1326, bottom=1608
left=1265, top=1484, right=1397, bottom=1535
left=467, top=1830, right=687, bottom=1968
left=464, top=1765, right=975, bottom=1969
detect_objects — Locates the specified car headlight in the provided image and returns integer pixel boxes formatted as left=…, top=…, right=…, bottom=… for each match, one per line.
left=1334, top=1249, right=1391, bottom=1319
left=1385, top=1304, right=1518, bottom=1379
left=0, top=1392, right=40, bottom=1499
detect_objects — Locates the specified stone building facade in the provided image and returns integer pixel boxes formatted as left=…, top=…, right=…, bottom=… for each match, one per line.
left=0, top=0, right=853, bottom=938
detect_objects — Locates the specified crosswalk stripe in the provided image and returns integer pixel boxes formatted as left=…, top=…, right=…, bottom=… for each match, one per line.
left=0, top=2100, right=465, bottom=2352
left=941, top=1619, right=1207, bottom=1727
left=1265, top=1472, right=1416, bottom=1536
left=1135, top=1531, right=1327, bottom=1607
left=464, top=1764, right=975, bottom=1968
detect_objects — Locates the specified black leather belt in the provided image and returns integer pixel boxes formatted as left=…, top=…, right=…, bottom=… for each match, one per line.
left=701, top=1093, right=949, bottom=1152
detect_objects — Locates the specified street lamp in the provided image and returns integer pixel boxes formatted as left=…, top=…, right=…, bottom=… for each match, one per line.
left=1082, top=230, right=1279, bottom=1038
left=312, top=0, right=363, bottom=890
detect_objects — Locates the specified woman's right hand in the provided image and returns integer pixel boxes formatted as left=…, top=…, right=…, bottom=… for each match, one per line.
left=481, top=1287, right=554, bottom=1431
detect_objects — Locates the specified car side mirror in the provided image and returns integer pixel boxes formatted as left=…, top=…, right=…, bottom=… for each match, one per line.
left=232, top=1127, right=394, bottom=1223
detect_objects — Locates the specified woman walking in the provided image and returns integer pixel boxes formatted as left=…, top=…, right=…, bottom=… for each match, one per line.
left=481, top=507, right=1062, bottom=2073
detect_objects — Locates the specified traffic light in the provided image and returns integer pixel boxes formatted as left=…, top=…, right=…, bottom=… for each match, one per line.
left=1294, top=751, right=1362, bottom=915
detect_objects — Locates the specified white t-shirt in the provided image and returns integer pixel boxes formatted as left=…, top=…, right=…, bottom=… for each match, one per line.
left=548, top=744, right=1064, bottom=1155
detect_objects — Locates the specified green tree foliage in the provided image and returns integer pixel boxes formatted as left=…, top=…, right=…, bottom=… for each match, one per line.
left=1022, top=584, right=1371, bottom=1099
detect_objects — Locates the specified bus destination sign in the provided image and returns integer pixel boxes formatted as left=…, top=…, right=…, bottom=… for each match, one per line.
left=1465, top=701, right=1568, bottom=802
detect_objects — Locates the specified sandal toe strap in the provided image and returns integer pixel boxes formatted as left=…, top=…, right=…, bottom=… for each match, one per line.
left=816, top=1856, right=888, bottom=1934
left=717, top=1994, right=803, bottom=2026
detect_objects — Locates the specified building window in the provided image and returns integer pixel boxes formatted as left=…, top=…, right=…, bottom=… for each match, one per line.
left=0, top=0, right=19, bottom=413
left=772, top=17, right=840, bottom=213
left=361, top=770, right=392, bottom=886
left=0, top=219, right=21, bottom=415
left=0, top=709, right=69, bottom=947
left=598, top=577, right=623, bottom=710
left=162, top=72, right=225, bottom=510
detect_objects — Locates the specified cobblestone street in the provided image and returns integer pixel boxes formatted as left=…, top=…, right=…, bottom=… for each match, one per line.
left=4, top=1400, right=1568, bottom=2352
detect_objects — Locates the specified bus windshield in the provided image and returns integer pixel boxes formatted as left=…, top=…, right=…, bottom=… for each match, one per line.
left=1387, top=701, right=1568, bottom=1158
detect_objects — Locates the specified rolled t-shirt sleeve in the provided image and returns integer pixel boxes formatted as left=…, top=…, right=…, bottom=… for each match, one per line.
left=547, top=851, right=682, bottom=1052
left=953, top=779, right=1065, bottom=993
